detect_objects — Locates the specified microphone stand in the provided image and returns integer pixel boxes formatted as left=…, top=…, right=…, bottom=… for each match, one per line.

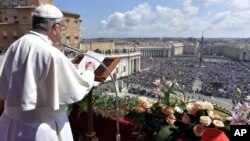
left=61, top=44, right=120, bottom=141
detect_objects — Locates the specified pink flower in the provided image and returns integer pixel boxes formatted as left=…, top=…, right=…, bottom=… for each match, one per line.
left=193, top=124, right=205, bottom=137
left=152, top=87, right=161, bottom=97
left=162, top=107, right=175, bottom=115
left=235, top=102, right=250, bottom=112
left=136, top=107, right=145, bottom=113
left=200, top=116, right=212, bottom=126
left=229, top=112, right=249, bottom=125
left=166, top=114, right=176, bottom=125
left=186, top=103, right=199, bottom=115
left=135, top=97, right=152, bottom=113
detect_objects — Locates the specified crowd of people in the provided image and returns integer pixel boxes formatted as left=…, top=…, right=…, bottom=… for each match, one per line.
left=124, top=56, right=250, bottom=101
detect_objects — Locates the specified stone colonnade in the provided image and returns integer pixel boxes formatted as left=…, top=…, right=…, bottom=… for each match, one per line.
left=139, top=47, right=171, bottom=58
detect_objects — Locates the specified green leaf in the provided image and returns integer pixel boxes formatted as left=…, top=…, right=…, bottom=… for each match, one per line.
left=247, top=112, right=250, bottom=119
left=156, top=125, right=178, bottom=141
left=175, top=101, right=186, bottom=113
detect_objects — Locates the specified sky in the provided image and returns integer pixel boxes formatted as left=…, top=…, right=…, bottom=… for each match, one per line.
left=54, top=0, right=250, bottom=39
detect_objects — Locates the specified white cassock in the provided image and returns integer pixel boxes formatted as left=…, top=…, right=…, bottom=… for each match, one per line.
left=0, top=31, right=95, bottom=141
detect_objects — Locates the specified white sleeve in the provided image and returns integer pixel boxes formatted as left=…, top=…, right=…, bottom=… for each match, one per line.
left=37, top=53, right=95, bottom=110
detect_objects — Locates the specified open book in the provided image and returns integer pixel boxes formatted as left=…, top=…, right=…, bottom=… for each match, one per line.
left=77, top=51, right=105, bottom=74
left=72, top=52, right=120, bottom=82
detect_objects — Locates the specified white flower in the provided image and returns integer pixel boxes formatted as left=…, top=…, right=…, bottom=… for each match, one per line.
left=153, top=79, right=161, bottom=86
left=165, top=80, right=172, bottom=88
left=213, top=120, right=224, bottom=127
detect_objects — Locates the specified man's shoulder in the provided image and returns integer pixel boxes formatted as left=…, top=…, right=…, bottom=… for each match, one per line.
left=14, top=33, right=63, bottom=58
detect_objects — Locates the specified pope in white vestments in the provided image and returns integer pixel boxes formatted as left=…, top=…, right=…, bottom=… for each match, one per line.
left=0, top=4, right=95, bottom=141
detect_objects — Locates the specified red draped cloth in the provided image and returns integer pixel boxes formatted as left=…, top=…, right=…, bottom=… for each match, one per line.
left=69, top=105, right=155, bottom=141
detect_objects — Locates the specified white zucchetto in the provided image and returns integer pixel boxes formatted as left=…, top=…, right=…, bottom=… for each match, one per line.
left=33, top=4, right=63, bottom=19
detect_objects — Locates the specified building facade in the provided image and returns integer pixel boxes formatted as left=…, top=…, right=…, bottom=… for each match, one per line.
left=0, top=0, right=81, bottom=53
left=207, top=42, right=250, bottom=61
left=80, top=40, right=115, bottom=51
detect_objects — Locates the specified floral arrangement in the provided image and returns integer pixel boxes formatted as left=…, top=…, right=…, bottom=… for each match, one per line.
left=75, top=75, right=232, bottom=141
left=125, top=77, right=230, bottom=141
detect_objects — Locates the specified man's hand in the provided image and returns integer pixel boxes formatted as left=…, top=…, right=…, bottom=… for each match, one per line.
left=85, top=61, right=95, bottom=72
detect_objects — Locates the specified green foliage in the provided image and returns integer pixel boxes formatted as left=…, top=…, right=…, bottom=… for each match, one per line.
left=156, top=125, right=178, bottom=141
left=77, top=89, right=140, bottom=118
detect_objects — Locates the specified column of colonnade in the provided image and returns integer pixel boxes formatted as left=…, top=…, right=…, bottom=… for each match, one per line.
left=246, top=51, right=250, bottom=61
left=163, top=49, right=166, bottom=57
left=135, top=57, right=140, bottom=72
left=128, top=57, right=140, bottom=73
left=128, top=57, right=131, bottom=75
left=138, top=57, right=141, bottom=71
left=130, top=59, right=133, bottom=74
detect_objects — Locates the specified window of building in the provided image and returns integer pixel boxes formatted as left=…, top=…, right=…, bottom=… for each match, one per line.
left=19, top=0, right=26, bottom=6
left=2, top=10, right=6, bottom=15
left=66, top=38, right=70, bottom=44
left=65, top=19, right=70, bottom=26
left=23, top=16, right=28, bottom=23
left=66, top=35, right=70, bottom=39
left=12, top=0, right=17, bottom=6
left=13, top=31, right=17, bottom=36
left=3, top=31, right=8, bottom=39
left=3, top=0, right=9, bottom=6
left=66, top=35, right=70, bottom=44
left=123, top=66, right=126, bottom=72
left=3, top=31, right=7, bottom=36
left=75, top=36, right=78, bottom=44
left=13, top=31, right=17, bottom=39
left=74, top=20, right=78, bottom=27
left=4, top=17, right=8, bottom=21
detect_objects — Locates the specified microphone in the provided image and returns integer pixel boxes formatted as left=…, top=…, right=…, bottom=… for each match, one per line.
left=61, top=43, right=121, bottom=141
